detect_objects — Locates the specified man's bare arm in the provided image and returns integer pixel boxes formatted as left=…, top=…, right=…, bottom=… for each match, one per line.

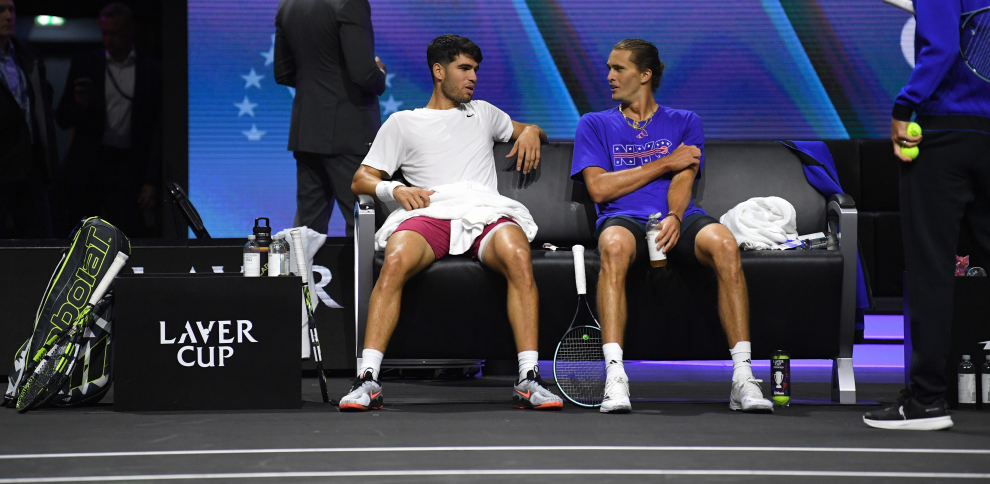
left=351, top=164, right=435, bottom=211
left=506, top=120, right=547, bottom=174
left=582, top=143, right=701, bottom=204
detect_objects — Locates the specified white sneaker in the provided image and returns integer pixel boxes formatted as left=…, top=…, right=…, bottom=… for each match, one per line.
left=600, top=374, right=632, bottom=413
left=339, top=370, right=383, bottom=411
left=730, top=377, right=774, bottom=413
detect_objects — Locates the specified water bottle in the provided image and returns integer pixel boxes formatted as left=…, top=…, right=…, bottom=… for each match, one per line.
left=981, top=356, right=990, bottom=411
left=243, top=235, right=261, bottom=277
left=645, top=213, right=666, bottom=268
left=253, top=218, right=272, bottom=276
left=959, top=355, right=976, bottom=410
left=771, top=350, right=790, bottom=407
left=268, top=235, right=288, bottom=277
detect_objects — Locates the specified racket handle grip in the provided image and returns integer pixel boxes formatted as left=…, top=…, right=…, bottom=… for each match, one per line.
left=289, top=229, right=308, bottom=284
left=572, top=244, right=586, bottom=295
left=89, top=252, right=129, bottom=305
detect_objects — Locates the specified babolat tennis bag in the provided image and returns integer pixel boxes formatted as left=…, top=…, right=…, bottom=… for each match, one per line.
left=3, top=217, right=130, bottom=408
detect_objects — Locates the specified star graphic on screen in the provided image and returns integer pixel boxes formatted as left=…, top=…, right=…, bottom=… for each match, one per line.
left=242, top=124, right=267, bottom=141
left=261, top=34, right=275, bottom=66
left=380, top=95, right=404, bottom=116
left=385, top=72, right=396, bottom=88
left=234, top=96, right=258, bottom=117
left=241, top=68, right=264, bottom=89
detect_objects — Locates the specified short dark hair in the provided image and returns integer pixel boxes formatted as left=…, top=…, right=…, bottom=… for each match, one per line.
left=100, top=2, right=133, bottom=25
left=613, top=39, right=665, bottom=92
left=426, top=34, right=483, bottom=80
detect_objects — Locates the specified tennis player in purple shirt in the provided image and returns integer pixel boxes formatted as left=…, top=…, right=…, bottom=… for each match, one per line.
left=570, top=39, right=773, bottom=414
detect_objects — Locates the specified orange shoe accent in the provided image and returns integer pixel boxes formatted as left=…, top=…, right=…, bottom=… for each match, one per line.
left=516, top=390, right=531, bottom=399
left=534, top=401, right=564, bottom=410
left=339, top=403, right=368, bottom=411
left=370, top=390, right=381, bottom=399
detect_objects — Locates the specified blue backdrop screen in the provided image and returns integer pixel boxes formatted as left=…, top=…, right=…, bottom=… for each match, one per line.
left=189, top=0, right=915, bottom=237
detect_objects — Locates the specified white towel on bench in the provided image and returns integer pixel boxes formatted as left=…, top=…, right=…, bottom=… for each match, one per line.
left=719, top=196, right=797, bottom=250
left=375, top=181, right=538, bottom=253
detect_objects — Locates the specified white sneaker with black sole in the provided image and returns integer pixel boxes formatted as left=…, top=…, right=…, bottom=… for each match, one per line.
left=730, top=377, right=774, bottom=413
left=863, top=390, right=953, bottom=430
left=600, top=375, right=632, bottom=413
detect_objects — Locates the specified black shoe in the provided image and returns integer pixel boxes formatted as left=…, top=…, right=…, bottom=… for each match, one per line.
left=863, top=389, right=953, bottom=430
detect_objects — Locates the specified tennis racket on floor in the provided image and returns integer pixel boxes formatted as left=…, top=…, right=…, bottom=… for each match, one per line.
left=552, top=244, right=606, bottom=407
left=289, top=229, right=330, bottom=403
left=962, top=7, right=990, bottom=83
left=17, top=251, right=129, bottom=413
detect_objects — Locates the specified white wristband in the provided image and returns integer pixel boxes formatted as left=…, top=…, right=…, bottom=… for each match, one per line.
left=375, top=181, right=404, bottom=202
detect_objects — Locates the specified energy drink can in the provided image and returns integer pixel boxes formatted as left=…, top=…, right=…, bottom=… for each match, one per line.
left=771, top=350, right=790, bottom=407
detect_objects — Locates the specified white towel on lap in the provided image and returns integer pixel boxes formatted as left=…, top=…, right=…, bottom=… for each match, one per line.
left=719, top=196, right=797, bottom=250
left=375, top=181, right=538, bottom=253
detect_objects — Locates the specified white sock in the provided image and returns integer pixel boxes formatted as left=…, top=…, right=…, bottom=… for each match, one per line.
left=517, top=350, right=539, bottom=380
left=359, top=348, right=384, bottom=380
left=603, top=343, right=626, bottom=380
left=730, top=341, right=754, bottom=381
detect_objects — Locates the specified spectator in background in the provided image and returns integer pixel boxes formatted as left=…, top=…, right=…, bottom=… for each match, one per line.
left=0, top=0, right=57, bottom=239
left=274, top=0, right=387, bottom=236
left=54, top=2, right=162, bottom=238
left=863, top=0, right=990, bottom=431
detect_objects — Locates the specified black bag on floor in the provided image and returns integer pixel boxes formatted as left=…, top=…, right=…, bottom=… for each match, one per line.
left=3, top=217, right=130, bottom=408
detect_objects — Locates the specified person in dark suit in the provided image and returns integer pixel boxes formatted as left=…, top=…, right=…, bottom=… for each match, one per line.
left=274, top=0, right=387, bottom=236
left=54, top=2, right=162, bottom=238
left=0, top=0, right=57, bottom=238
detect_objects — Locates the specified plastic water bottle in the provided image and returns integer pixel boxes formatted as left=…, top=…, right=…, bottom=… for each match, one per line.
left=243, top=235, right=261, bottom=277
left=253, top=218, right=272, bottom=276
left=981, top=356, right=990, bottom=411
left=959, top=355, right=976, bottom=410
left=645, top=213, right=667, bottom=268
left=268, top=235, right=288, bottom=277
left=771, top=350, right=790, bottom=407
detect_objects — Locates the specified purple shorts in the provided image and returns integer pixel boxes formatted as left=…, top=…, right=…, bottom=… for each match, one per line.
left=393, top=216, right=518, bottom=261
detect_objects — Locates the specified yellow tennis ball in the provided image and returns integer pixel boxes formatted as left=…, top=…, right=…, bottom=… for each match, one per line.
left=907, top=122, right=922, bottom=138
left=902, top=145, right=919, bottom=160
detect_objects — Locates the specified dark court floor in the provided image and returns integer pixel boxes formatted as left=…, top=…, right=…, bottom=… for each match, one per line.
left=2, top=371, right=990, bottom=483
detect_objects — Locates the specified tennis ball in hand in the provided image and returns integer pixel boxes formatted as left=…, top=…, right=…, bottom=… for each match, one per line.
left=907, top=122, right=922, bottom=138
left=902, top=145, right=919, bottom=160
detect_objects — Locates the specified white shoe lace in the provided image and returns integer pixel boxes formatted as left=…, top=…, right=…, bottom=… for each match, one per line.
left=604, top=376, right=630, bottom=399
left=738, top=378, right=766, bottom=399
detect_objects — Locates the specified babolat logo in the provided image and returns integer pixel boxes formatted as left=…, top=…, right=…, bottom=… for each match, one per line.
left=36, top=227, right=111, bottom=362
left=160, top=320, right=258, bottom=367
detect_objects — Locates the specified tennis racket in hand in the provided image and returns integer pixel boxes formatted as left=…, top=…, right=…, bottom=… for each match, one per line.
left=962, top=7, right=990, bottom=83
left=289, top=229, right=331, bottom=403
left=17, top=251, right=129, bottom=413
left=552, top=244, right=606, bottom=407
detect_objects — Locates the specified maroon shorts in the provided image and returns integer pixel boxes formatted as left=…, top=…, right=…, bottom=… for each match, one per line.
left=393, top=216, right=518, bottom=260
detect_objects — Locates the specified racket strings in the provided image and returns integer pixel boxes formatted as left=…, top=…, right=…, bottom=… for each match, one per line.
left=554, top=327, right=606, bottom=406
left=963, top=10, right=990, bottom=80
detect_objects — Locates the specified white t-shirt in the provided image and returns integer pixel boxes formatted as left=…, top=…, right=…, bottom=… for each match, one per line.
left=362, top=100, right=514, bottom=192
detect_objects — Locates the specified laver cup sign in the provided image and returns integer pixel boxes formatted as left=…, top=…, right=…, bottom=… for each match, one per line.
left=159, top=320, right=259, bottom=367
left=114, top=274, right=300, bottom=411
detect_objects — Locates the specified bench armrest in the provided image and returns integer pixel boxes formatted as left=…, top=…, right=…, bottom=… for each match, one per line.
left=354, top=194, right=376, bottom=368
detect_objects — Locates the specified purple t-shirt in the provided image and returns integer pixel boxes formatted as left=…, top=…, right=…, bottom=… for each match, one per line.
left=570, top=105, right=706, bottom=227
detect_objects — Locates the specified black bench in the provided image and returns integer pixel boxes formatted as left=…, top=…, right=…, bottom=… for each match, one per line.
left=354, top=140, right=859, bottom=403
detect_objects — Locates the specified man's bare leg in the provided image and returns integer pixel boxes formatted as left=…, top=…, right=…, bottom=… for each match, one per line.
left=596, top=226, right=637, bottom=413
left=340, top=231, right=434, bottom=411
left=481, top=224, right=563, bottom=410
left=693, top=222, right=772, bottom=412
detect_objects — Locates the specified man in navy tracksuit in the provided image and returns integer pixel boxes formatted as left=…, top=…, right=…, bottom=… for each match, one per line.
left=864, top=0, right=990, bottom=430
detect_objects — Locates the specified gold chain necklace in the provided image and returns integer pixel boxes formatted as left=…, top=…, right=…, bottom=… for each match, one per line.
left=620, top=104, right=658, bottom=131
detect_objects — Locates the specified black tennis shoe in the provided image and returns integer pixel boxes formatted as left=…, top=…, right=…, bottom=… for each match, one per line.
left=863, top=389, right=953, bottom=430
